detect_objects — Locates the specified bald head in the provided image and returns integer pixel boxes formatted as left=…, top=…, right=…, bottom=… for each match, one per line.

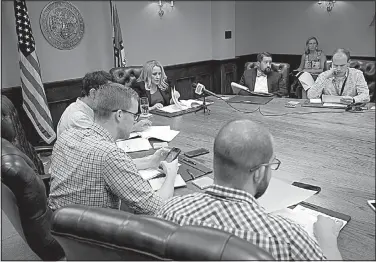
left=213, top=119, right=274, bottom=188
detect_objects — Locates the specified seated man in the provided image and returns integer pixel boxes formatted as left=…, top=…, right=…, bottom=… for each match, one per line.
left=157, top=119, right=342, bottom=260
left=307, top=48, right=370, bottom=104
left=57, top=71, right=151, bottom=138
left=48, top=83, right=178, bottom=215
left=234, top=52, right=287, bottom=97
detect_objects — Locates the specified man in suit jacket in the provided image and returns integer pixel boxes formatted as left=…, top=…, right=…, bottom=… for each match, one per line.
left=237, top=52, right=287, bottom=97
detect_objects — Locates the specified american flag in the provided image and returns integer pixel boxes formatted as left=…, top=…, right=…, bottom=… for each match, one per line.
left=110, top=0, right=127, bottom=67
left=13, top=0, right=56, bottom=144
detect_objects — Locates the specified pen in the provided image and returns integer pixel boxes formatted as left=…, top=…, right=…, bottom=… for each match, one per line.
left=182, top=158, right=196, bottom=165
left=186, top=169, right=195, bottom=179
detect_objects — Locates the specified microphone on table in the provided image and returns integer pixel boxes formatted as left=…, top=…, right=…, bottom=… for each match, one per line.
left=192, top=83, right=221, bottom=98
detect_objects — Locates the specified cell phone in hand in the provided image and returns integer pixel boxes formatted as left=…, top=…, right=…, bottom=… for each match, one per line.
left=184, top=148, right=209, bottom=158
left=164, top=147, right=181, bottom=163
left=292, top=182, right=321, bottom=194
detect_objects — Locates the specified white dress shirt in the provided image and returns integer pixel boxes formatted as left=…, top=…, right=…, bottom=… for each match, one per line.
left=56, top=98, right=94, bottom=137
left=254, top=74, right=268, bottom=93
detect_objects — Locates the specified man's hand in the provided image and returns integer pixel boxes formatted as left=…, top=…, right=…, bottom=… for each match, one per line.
left=160, top=159, right=179, bottom=178
left=340, top=96, right=354, bottom=105
left=314, top=215, right=342, bottom=242
left=132, top=119, right=152, bottom=132
left=149, top=148, right=170, bottom=169
left=326, top=67, right=337, bottom=79
left=150, top=103, right=164, bottom=110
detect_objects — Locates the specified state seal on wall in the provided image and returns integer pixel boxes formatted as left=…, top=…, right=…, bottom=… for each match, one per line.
left=40, top=1, right=84, bottom=50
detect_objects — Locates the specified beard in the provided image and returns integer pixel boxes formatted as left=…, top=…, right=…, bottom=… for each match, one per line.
left=263, top=67, right=272, bottom=75
left=254, top=174, right=270, bottom=199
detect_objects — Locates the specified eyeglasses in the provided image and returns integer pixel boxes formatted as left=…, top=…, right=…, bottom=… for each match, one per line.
left=249, top=158, right=281, bottom=173
left=112, top=109, right=140, bottom=121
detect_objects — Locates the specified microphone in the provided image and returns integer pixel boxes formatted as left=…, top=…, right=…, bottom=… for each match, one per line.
left=192, top=83, right=220, bottom=98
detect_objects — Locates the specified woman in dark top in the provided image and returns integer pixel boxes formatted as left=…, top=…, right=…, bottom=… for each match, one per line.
left=133, top=60, right=179, bottom=110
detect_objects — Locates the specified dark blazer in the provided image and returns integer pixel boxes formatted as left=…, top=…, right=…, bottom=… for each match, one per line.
left=131, top=81, right=172, bottom=107
left=239, top=68, right=287, bottom=97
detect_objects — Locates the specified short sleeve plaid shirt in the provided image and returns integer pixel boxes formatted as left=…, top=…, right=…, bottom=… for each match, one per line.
left=156, top=184, right=325, bottom=260
left=48, top=123, right=163, bottom=215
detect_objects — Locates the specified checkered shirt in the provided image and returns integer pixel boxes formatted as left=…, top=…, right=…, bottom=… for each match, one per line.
left=157, top=184, right=325, bottom=260
left=48, top=123, right=163, bottom=215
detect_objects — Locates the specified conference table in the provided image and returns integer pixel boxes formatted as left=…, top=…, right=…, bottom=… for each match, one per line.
left=130, top=97, right=375, bottom=260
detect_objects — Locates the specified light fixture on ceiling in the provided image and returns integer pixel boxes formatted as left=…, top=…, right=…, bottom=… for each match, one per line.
left=158, top=1, right=174, bottom=18
left=318, top=0, right=336, bottom=13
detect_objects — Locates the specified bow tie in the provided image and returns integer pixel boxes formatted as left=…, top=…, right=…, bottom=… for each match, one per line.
left=257, top=70, right=267, bottom=77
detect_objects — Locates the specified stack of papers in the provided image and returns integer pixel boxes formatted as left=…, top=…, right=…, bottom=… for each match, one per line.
left=309, top=98, right=322, bottom=104
left=158, top=100, right=212, bottom=114
left=129, top=126, right=180, bottom=142
left=258, top=177, right=317, bottom=213
left=117, top=138, right=152, bottom=153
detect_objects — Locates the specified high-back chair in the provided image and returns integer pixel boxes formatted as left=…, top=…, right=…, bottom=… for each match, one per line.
left=1, top=138, right=65, bottom=261
left=110, top=66, right=143, bottom=87
left=1, top=95, right=52, bottom=195
left=51, top=205, right=274, bottom=261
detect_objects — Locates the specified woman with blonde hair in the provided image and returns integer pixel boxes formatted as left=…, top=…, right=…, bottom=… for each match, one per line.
left=291, top=36, right=327, bottom=98
left=132, top=60, right=179, bottom=110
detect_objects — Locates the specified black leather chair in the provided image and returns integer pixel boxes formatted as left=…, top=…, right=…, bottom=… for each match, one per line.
left=1, top=138, right=65, bottom=261
left=51, top=205, right=274, bottom=261
left=110, top=66, right=143, bottom=87
left=1, top=95, right=52, bottom=195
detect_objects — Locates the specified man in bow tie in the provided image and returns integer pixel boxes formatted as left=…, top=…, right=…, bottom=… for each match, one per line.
left=234, top=52, right=287, bottom=97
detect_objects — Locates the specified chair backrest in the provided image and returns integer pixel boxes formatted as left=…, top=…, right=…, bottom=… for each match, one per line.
left=1, top=95, right=45, bottom=176
left=326, top=59, right=375, bottom=101
left=245, top=62, right=291, bottom=89
left=1, top=138, right=65, bottom=261
left=51, top=205, right=274, bottom=261
left=110, top=66, right=143, bottom=87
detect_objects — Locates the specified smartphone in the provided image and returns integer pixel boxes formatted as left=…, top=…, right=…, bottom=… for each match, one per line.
left=164, top=147, right=181, bottom=163
left=184, top=148, right=209, bottom=158
left=367, top=200, right=375, bottom=211
left=292, top=182, right=321, bottom=194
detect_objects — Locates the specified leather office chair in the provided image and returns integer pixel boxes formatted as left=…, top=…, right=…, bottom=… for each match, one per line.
left=244, top=62, right=291, bottom=93
left=1, top=95, right=52, bottom=195
left=51, top=205, right=274, bottom=261
left=1, top=138, right=65, bottom=261
left=110, top=66, right=143, bottom=87
left=326, top=59, right=375, bottom=102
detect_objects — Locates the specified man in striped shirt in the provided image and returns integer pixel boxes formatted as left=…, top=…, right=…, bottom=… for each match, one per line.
left=157, top=119, right=342, bottom=260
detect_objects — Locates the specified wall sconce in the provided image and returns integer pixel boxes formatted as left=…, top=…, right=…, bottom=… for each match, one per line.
left=318, top=0, right=336, bottom=13
left=157, top=1, right=174, bottom=18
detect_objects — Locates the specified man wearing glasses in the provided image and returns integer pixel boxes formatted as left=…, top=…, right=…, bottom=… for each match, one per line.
left=157, top=119, right=342, bottom=260
left=307, top=48, right=370, bottom=104
left=48, top=83, right=178, bottom=215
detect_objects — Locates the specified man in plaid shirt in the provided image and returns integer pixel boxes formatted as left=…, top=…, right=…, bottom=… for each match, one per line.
left=48, top=83, right=178, bottom=215
left=157, top=119, right=342, bottom=260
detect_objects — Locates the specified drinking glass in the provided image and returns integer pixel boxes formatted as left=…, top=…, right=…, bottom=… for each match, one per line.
left=140, top=97, right=149, bottom=116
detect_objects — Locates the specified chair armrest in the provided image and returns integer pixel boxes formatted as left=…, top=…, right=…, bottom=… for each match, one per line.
left=35, top=146, right=53, bottom=153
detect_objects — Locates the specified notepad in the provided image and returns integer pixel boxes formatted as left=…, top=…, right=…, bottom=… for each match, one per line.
left=322, top=95, right=343, bottom=104
left=116, top=138, right=152, bottom=153
left=148, top=174, right=186, bottom=191
left=129, top=126, right=180, bottom=142
left=309, top=98, right=322, bottom=104
left=322, top=103, right=347, bottom=108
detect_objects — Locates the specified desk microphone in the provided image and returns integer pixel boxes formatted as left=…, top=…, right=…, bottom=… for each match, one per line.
left=192, top=83, right=220, bottom=98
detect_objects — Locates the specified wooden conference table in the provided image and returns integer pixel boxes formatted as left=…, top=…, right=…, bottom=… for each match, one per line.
left=130, top=97, right=375, bottom=260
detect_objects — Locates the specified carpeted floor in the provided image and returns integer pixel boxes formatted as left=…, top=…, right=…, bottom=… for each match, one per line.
left=1, top=210, right=41, bottom=261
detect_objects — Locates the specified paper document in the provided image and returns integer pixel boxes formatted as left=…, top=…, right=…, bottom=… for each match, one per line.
left=322, top=103, right=347, bottom=108
left=298, top=72, right=315, bottom=91
left=139, top=164, right=182, bottom=181
left=309, top=98, right=322, bottom=104
left=129, top=126, right=180, bottom=142
left=117, top=138, right=152, bottom=153
left=277, top=205, right=347, bottom=241
left=258, top=177, right=317, bottom=213
left=148, top=174, right=186, bottom=191
left=322, top=95, right=344, bottom=104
